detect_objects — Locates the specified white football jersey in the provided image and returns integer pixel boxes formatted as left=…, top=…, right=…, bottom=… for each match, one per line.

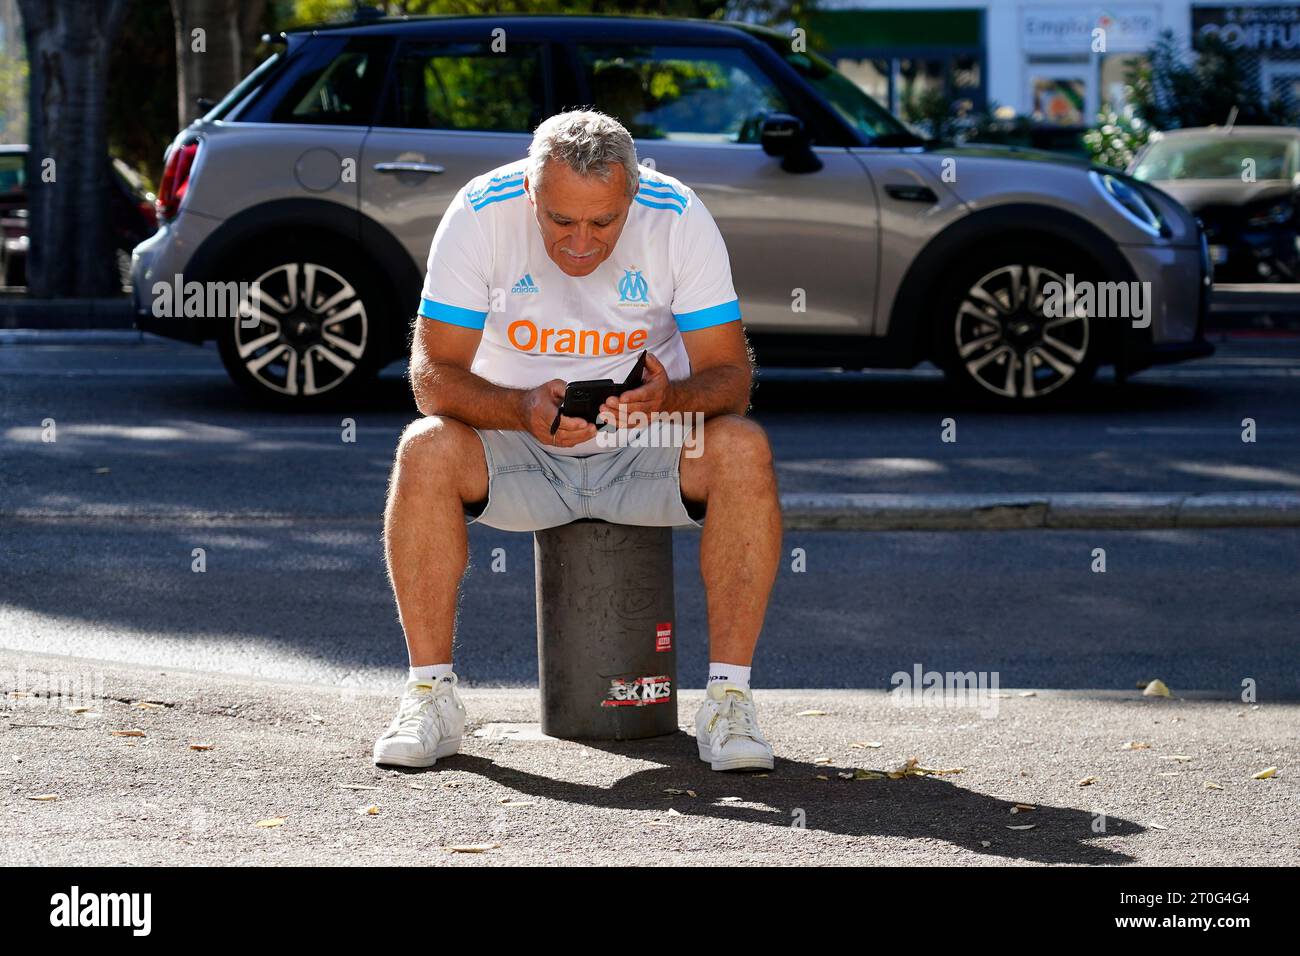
left=418, top=157, right=742, bottom=455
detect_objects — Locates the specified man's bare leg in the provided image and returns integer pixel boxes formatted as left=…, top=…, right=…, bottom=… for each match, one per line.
left=678, top=414, right=782, bottom=666
left=382, top=416, right=489, bottom=667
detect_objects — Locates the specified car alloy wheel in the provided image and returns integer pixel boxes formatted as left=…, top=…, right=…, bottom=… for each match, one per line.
left=233, top=261, right=369, bottom=397
left=953, top=263, right=1089, bottom=400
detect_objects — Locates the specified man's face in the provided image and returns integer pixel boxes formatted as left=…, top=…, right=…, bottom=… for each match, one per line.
left=526, top=160, right=632, bottom=277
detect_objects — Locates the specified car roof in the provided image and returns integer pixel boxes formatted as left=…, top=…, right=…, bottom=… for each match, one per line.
left=286, top=13, right=771, bottom=42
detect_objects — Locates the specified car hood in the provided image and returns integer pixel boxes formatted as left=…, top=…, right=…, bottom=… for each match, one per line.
left=921, top=142, right=1097, bottom=169
left=1143, top=179, right=1294, bottom=211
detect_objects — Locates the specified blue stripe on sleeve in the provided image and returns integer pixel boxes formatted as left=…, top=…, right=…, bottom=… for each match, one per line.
left=419, top=298, right=488, bottom=329
left=673, top=298, right=742, bottom=331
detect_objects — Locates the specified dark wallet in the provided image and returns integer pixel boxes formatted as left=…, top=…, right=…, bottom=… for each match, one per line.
left=549, top=350, right=648, bottom=435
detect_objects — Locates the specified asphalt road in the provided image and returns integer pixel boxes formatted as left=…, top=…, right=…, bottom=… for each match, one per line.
left=1, top=332, right=1297, bottom=695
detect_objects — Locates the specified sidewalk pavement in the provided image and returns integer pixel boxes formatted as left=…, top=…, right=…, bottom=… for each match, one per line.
left=1, top=647, right=1294, bottom=866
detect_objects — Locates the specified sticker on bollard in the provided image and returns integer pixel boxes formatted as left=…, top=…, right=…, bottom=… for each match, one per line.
left=655, top=622, right=673, bottom=652
left=603, top=675, right=673, bottom=707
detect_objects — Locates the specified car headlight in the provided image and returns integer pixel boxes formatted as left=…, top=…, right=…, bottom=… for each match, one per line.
left=1090, top=170, right=1163, bottom=237
left=1247, top=201, right=1292, bottom=228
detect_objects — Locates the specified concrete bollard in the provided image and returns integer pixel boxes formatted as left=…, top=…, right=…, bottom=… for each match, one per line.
left=533, top=519, right=677, bottom=740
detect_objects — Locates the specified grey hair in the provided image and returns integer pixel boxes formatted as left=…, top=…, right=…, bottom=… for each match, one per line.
left=526, top=110, right=639, bottom=201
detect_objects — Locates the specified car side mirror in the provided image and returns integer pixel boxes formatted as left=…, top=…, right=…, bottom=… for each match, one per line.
left=760, top=113, right=823, bottom=174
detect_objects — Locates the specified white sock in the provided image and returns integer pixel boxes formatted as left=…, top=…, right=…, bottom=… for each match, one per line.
left=409, top=663, right=453, bottom=682
left=707, top=663, right=751, bottom=691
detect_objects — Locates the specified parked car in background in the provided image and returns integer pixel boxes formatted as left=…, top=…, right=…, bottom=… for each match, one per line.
left=0, top=144, right=158, bottom=289
left=131, top=13, right=1212, bottom=407
left=1130, top=126, right=1300, bottom=284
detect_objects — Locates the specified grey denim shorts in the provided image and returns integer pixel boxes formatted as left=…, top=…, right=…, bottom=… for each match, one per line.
left=464, top=426, right=705, bottom=533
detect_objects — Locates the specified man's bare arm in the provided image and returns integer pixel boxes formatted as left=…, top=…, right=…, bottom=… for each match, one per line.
left=409, top=316, right=525, bottom=427
left=409, top=316, right=597, bottom=447
left=663, top=320, right=754, bottom=418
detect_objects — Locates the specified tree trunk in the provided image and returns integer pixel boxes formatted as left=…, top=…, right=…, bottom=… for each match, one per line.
left=170, top=0, right=249, bottom=129
left=17, top=0, right=129, bottom=298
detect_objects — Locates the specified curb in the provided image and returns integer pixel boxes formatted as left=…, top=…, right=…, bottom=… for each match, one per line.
left=0, top=296, right=135, bottom=331
left=778, top=491, right=1300, bottom=530
left=4, top=492, right=1298, bottom=531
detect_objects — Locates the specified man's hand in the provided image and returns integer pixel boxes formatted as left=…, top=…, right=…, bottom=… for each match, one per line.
left=600, top=351, right=672, bottom=423
left=521, top=379, right=598, bottom=448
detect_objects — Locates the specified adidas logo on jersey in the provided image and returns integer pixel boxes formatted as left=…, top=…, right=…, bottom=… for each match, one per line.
left=511, top=274, right=540, bottom=294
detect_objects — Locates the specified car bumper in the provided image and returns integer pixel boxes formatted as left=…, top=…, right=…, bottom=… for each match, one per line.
left=129, top=213, right=222, bottom=344
left=1117, top=230, right=1215, bottom=372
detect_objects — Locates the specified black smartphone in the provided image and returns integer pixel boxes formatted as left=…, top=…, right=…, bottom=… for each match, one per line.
left=550, top=350, right=648, bottom=433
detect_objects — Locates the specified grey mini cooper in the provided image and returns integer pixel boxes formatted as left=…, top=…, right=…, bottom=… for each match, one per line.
left=131, top=12, right=1213, bottom=406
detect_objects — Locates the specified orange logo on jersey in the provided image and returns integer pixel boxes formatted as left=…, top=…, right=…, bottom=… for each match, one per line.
left=507, top=319, right=648, bottom=355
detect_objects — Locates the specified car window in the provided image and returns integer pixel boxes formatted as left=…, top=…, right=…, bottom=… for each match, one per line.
left=269, top=41, right=385, bottom=126
left=1133, top=137, right=1296, bottom=181
left=576, top=44, right=789, bottom=143
left=386, top=41, right=546, bottom=133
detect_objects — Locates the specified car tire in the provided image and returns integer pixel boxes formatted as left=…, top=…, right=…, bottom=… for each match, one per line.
left=216, top=239, right=391, bottom=408
left=931, top=242, right=1105, bottom=405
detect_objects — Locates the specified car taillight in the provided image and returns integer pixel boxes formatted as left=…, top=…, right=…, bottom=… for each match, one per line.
left=156, top=141, right=198, bottom=222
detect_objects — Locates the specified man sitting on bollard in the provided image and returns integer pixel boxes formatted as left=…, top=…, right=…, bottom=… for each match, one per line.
left=374, top=110, right=782, bottom=772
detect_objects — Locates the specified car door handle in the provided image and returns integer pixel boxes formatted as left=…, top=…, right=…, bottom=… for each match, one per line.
left=884, top=184, right=937, bottom=203
left=373, top=162, right=445, bottom=174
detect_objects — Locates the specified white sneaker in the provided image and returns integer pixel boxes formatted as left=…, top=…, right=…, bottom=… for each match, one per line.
left=373, top=674, right=466, bottom=768
left=695, top=683, right=774, bottom=771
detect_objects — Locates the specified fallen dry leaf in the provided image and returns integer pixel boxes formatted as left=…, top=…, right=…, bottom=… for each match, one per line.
left=254, top=817, right=286, bottom=828
left=849, top=741, right=883, bottom=749
left=1141, top=679, right=1171, bottom=698
left=1077, top=776, right=1098, bottom=787
left=853, top=769, right=887, bottom=780
left=445, top=843, right=500, bottom=853
left=1006, top=824, right=1036, bottom=830
left=357, top=805, right=379, bottom=815
left=131, top=701, right=166, bottom=710
left=67, top=706, right=92, bottom=714
left=886, top=756, right=965, bottom=779
left=499, top=799, right=533, bottom=807
left=1149, top=823, right=1168, bottom=830
left=110, top=729, right=145, bottom=737
left=189, top=743, right=213, bottom=751
left=27, top=794, right=59, bottom=801
left=1253, top=767, right=1278, bottom=780
left=1204, top=781, right=1223, bottom=790
left=813, top=756, right=833, bottom=765
left=796, top=710, right=829, bottom=717
left=1121, top=741, right=1152, bottom=750
left=663, top=788, right=685, bottom=795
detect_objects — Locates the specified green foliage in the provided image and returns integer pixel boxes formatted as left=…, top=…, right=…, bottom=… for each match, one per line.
left=106, top=0, right=178, bottom=186
left=1082, top=105, right=1150, bottom=170
left=1124, top=29, right=1297, bottom=130
left=0, top=48, right=27, bottom=145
